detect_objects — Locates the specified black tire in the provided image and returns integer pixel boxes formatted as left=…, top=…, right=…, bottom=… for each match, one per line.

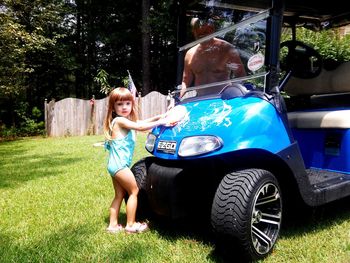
left=130, top=158, right=152, bottom=220
left=211, top=169, right=282, bottom=261
left=131, top=158, right=148, bottom=190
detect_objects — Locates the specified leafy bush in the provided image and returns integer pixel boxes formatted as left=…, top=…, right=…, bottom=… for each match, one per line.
left=282, top=27, right=350, bottom=62
left=0, top=103, right=45, bottom=139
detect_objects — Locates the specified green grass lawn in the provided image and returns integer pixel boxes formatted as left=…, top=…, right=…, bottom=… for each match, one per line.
left=0, top=134, right=349, bottom=263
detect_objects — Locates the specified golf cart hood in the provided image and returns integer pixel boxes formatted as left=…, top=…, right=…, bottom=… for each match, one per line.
left=149, top=96, right=291, bottom=160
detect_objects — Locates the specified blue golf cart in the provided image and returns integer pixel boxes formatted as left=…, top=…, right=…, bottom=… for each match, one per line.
left=132, top=0, right=350, bottom=260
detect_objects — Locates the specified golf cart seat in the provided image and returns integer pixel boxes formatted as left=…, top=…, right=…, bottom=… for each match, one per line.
left=286, top=62, right=350, bottom=129
left=285, top=61, right=350, bottom=96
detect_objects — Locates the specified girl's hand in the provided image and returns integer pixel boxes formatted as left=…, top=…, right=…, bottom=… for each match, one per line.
left=159, top=116, right=174, bottom=127
left=163, top=105, right=187, bottom=127
left=160, top=112, right=168, bottom=119
left=167, top=121, right=178, bottom=127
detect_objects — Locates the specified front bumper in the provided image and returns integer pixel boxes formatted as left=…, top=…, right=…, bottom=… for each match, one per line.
left=143, top=157, right=223, bottom=219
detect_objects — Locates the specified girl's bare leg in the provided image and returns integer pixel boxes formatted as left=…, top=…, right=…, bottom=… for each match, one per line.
left=108, top=176, right=126, bottom=228
left=115, top=168, right=139, bottom=227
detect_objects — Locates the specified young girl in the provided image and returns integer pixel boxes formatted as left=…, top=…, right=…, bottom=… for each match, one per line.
left=103, top=87, right=172, bottom=234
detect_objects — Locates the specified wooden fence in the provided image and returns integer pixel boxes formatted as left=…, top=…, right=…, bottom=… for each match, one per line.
left=45, top=91, right=173, bottom=137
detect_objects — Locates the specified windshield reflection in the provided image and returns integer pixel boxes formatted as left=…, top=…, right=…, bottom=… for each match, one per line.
left=178, top=4, right=268, bottom=100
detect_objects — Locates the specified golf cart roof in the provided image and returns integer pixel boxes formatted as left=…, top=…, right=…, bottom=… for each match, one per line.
left=192, top=0, right=350, bottom=29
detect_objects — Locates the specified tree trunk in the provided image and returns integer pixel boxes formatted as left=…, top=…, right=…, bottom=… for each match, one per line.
left=142, top=0, right=151, bottom=95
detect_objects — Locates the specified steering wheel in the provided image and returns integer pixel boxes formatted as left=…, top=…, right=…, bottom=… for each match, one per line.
left=280, top=40, right=323, bottom=79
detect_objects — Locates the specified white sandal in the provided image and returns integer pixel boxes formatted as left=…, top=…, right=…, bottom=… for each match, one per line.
left=106, top=224, right=124, bottom=233
left=125, top=222, right=149, bottom=234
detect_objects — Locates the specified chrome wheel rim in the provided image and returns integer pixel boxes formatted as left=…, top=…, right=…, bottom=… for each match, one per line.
left=251, top=183, right=282, bottom=255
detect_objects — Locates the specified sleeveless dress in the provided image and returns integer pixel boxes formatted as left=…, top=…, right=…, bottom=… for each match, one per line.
left=105, top=118, right=136, bottom=176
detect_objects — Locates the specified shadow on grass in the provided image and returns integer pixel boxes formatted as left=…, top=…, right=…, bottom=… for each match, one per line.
left=281, top=195, right=350, bottom=237
left=148, top=217, right=228, bottom=263
left=146, top=195, right=350, bottom=263
left=0, top=140, right=85, bottom=189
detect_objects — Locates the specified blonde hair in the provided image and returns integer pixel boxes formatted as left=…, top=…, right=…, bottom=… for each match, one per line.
left=103, top=87, right=138, bottom=140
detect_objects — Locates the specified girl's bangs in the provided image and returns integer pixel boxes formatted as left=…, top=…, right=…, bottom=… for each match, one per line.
left=118, top=92, right=133, bottom=101
left=112, top=88, right=134, bottom=102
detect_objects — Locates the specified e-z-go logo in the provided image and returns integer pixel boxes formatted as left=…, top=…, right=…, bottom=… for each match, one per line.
left=157, top=140, right=177, bottom=154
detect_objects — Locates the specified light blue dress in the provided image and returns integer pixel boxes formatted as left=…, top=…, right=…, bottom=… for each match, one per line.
left=105, top=118, right=136, bottom=176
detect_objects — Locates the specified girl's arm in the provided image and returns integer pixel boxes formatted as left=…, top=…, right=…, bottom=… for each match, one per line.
left=138, top=113, right=166, bottom=124
left=117, top=115, right=168, bottom=132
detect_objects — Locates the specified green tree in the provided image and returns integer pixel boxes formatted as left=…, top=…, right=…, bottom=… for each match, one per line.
left=148, top=1, right=178, bottom=92
left=0, top=0, right=60, bottom=126
left=0, top=0, right=181, bottom=134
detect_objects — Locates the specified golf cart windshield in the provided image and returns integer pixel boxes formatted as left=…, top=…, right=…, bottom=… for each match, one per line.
left=178, top=3, right=269, bottom=99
